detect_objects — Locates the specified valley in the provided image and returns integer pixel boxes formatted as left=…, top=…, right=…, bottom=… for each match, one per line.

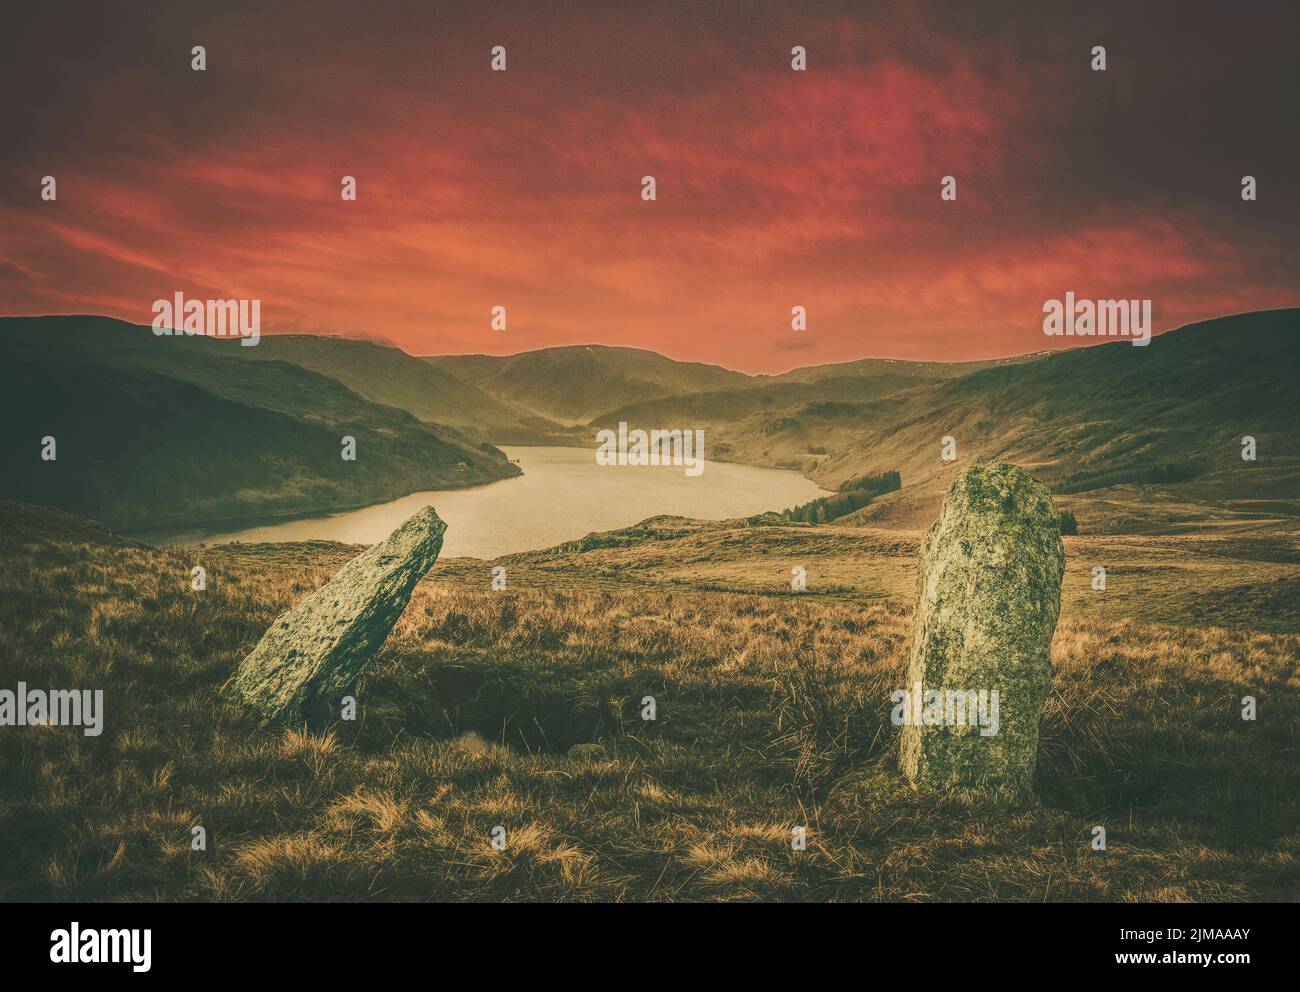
left=2, top=308, right=1296, bottom=536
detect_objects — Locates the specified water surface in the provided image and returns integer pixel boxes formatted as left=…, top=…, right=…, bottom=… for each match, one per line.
left=152, top=446, right=831, bottom=559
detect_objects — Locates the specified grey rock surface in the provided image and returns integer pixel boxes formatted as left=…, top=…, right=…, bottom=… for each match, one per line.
left=898, top=463, right=1065, bottom=803
left=229, top=506, right=446, bottom=724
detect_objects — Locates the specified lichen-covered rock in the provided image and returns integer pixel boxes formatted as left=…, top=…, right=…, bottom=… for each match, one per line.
left=898, top=463, right=1064, bottom=804
left=229, top=506, right=446, bottom=724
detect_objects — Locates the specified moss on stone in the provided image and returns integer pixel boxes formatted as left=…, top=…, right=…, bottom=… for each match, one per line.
left=898, top=463, right=1065, bottom=805
left=228, top=506, right=447, bottom=725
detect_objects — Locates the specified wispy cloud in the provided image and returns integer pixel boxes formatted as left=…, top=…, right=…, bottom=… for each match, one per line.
left=1, top=1, right=1295, bottom=371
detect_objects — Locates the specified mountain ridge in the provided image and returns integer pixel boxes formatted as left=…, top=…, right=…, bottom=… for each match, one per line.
left=0, top=316, right=521, bottom=529
left=4, top=308, right=1296, bottom=534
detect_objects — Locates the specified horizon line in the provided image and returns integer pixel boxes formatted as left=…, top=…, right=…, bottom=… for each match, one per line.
left=2, top=305, right=1296, bottom=379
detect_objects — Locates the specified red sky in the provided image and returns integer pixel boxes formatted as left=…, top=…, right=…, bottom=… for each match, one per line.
left=2, top=1, right=1297, bottom=372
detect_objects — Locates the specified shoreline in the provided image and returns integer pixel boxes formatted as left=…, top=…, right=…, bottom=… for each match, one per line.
left=122, top=470, right=521, bottom=546
left=128, top=444, right=833, bottom=549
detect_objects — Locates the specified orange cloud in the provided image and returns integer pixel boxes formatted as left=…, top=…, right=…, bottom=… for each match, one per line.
left=1, top=2, right=1295, bottom=371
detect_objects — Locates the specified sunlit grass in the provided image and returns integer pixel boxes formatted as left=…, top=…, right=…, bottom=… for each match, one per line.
left=0, top=501, right=1296, bottom=902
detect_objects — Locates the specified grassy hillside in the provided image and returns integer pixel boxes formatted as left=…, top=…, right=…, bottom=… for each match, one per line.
left=426, top=311, right=1299, bottom=534
left=765, top=354, right=1024, bottom=386
left=590, top=374, right=956, bottom=442
left=249, top=336, right=573, bottom=443
left=479, top=510, right=1300, bottom=634
left=582, top=310, right=1299, bottom=532
left=0, top=317, right=519, bottom=530
left=816, top=309, right=1300, bottom=530
left=1, top=501, right=1295, bottom=902
left=425, top=344, right=751, bottom=424
left=6, top=309, right=1295, bottom=535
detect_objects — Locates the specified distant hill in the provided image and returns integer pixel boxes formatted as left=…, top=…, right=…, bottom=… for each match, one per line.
left=816, top=309, right=1300, bottom=529
left=585, top=366, right=978, bottom=466
left=428, top=310, right=1299, bottom=531
left=0, top=317, right=519, bottom=530
left=4, top=309, right=1296, bottom=535
left=765, top=354, right=1022, bottom=386
left=250, top=336, right=573, bottom=443
left=424, top=344, right=751, bottom=424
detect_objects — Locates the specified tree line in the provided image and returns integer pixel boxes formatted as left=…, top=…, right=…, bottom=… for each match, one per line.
left=782, top=470, right=902, bottom=523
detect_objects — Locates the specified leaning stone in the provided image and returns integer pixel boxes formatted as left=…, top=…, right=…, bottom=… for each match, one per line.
left=229, top=506, right=446, bottom=724
left=898, top=463, right=1064, bottom=804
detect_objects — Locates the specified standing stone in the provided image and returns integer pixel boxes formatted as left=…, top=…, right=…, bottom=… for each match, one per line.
left=229, top=506, right=446, bottom=724
left=898, top=463, right=1064, bottom=803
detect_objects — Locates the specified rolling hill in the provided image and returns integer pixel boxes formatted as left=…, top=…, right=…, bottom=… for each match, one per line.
left=248, top=336, right=573, bottom=443
left=0, top=317, right=519, bottom=530
left=4, top=309, right=1296, bottom=535
left=427, top=310, right=1298, bottom=532
left=424, top=344, right=751, bottom=424
left=805, top=309, right=1300, bottom=530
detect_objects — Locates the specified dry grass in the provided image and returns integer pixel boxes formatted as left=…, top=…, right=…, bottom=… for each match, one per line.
left=0, top=501, right=1296, bottom=902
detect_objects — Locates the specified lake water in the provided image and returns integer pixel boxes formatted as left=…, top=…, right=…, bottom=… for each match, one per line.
left=152, top=446, right=832, bottom=559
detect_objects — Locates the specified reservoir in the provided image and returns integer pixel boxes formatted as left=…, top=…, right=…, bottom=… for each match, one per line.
left=151, top=446, right=832, bottom=559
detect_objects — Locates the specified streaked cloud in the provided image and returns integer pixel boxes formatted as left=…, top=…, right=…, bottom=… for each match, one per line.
left=1, top=1, right=1295, bottom=371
